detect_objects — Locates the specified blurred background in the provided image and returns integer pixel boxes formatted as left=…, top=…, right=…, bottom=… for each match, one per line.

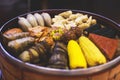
left=0, top=0, right=120, bottom=27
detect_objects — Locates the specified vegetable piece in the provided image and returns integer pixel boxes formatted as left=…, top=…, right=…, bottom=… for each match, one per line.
left=19, top=48, right=40, bottom=63
left=89, top=33, right=118, bottom=60
left=79, top=36, right=106, bottom=66
left=92, top=27, right=117, bottom=38
left=50, top=27, right=65, bottom=40
left=67, top=40, right=87, bottom=69
left=83, top=24, right=102, bottom=36
left=34, top=13, right=44, bottom=26
left=27, top=14, right=38, bottom=27
left=41, top=12, right=52, bottom=27
left=18, top=17, right=32, bottom=31
left=84, top=24, right=117, bottom=38
left=19, top=42, right=48, bottom=64
left=48, top=42, right=68, bottom=69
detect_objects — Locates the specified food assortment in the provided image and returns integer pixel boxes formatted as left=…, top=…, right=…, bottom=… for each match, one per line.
left=2, top=10, right=120, bottom=70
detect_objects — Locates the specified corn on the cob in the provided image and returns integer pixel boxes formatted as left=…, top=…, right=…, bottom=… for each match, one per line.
left=79, top=36, right=106, bottom=66
left=67, top=40, right=87, bottom=69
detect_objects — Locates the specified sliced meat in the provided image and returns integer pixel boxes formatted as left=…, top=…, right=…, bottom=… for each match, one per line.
left=89, top=33, right=118, bottom=60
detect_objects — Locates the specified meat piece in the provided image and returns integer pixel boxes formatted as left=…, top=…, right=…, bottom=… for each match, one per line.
left=28, top=26, right=50, bottom=38
left=4, top=28, right=23, bottom=35
left=89, top=33, right=118, bottom=60
left=61, top=30, right=77, bottom=44
left=8, top=37, right=35, bottom=55
left=70, top=27, right=82, bottom=38
left=3, top=32, right=29, bottom=41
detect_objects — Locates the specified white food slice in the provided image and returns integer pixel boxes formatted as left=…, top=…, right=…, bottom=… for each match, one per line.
left=27, top=14, right=38, bottom=27
left=41, top=12, right=52, bottom=27
left=59, top=10, right=72, bottom=18
left=34, top=13, right=44, bottom=26
left=18, top=17, right=32, bottom=31
left=19, top=51, right=30, bottom=62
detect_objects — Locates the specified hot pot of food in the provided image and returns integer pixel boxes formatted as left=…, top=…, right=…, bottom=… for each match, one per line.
left=0, top=9, right=120, bottom=80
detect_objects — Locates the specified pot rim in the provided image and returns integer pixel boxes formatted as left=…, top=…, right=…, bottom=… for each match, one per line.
left=0, top=9, right=120, bottom=76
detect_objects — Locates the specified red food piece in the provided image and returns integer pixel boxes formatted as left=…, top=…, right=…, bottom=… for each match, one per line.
left=89, top=33, right=118, bottom=60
